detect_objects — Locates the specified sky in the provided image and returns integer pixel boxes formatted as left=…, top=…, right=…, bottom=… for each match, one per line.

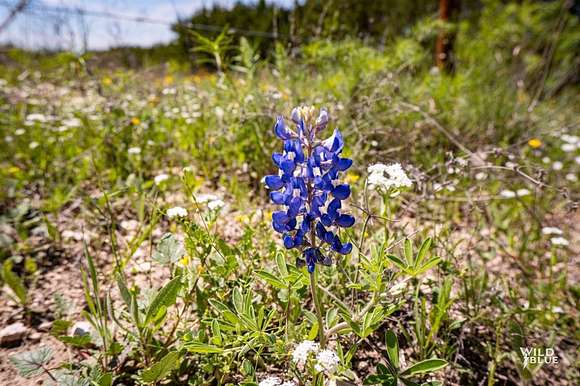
left=0, top=0, right=294, bottom=51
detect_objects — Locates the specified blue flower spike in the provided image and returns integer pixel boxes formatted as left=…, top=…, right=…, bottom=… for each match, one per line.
left=264, top=106, right=355, bottom=273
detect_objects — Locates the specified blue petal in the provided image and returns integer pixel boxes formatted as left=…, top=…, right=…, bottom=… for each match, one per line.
left=336, top=214, right=355, bottom=228
left=328, top=198, right=341, bottom=220
left=280, top=159, right=296, bottom=174
left=274, top=116, right=293, bottom=140
left=283, top=234, right=294, bottom=249
left=337, top=158, right=353, bottom=171
left=272, top=211, right=289, bottom=224
left=270, top=191, right=286, bottom=204
left=338, top=242, right=353, bottom=255
left=272, top=219, right=286, bottom=233
left=333, top=184, right=351, bottom=200
left=320, top=214, right=332, bottom=227
left=265, top=175, right=284, bottom=190
left=287, top=197, right=302, bottom=218
left=272, top=153, right=283, bottom=167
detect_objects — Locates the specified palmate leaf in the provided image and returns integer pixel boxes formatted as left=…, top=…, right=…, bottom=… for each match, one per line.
left=140, top=351, right=179, bottom=383
left=9, top=346, right=53, bottom=378
left=152, top=233, right=185, bottom=265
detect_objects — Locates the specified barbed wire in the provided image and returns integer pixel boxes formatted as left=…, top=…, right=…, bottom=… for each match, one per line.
left=0, top=0, right=286, bottom=39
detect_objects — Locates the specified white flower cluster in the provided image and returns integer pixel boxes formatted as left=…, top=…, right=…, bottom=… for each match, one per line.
left=499, top=189, right=530, bottom=199
left=154, top=173, right=170, bottom=185
left=258, top=376, right=296, bottom=386
left=291, top=340, right=340, bottom=375
left=541, top=227, right=569, bottom=247
left=367, top=163, right=413, bottom=191
left=196, top=193, right=226, bottom=211
left=167, top=206, right=188, bottom=219
left=314, top=349, right=340, bottom=374
left=291, top=340, right=319, bottom=366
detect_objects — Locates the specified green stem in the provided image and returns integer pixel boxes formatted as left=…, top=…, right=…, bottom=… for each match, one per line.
left=310, top=270, right=326, bottom=348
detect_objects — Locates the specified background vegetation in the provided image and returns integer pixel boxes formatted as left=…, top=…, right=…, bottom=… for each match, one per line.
left=0, top=0, right=578, bottom=385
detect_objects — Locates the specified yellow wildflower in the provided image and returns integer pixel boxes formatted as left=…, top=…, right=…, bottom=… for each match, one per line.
left=178, top=255, right=190, bottom=267
left=528, top=138, right=542, bottom=149
left=163, top=75, right=174, bottom=85
left=131, top=117, right=141, bottom=125
left=345, top=173, right=360, bottom=184
left=102, top=77, right=112, bottom=86
left=8, top=166, right=20, bottom=174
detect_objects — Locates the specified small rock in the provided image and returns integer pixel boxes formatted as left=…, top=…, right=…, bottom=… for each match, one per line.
left=0, top=322, right=28, bottom=346
left=29, top=332, right=42, bottom=342
left=38, top=321, right=52, bottom=332
left=70, top=321, right=92, bottom=337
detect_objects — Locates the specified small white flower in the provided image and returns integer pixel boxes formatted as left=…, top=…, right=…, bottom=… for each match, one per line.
left=561, top=134, right=579, bottom=144
left=154, top=173, right=170, bottom=185
left=15, top=128, right=25, bottom=136
left=207, top=199, right=225, bottom=211
left=561, top=143, right=576, bottom=152
left=128, top=147, right=141, bottom=155
left=475, top=172, right=487, bottom=181
left=542, top=157, right=551, bottom=164
left=214, top=106, right=225, bottom=119
left=167, top=206, right=188, bottom=219
left=62, top=117, right=82, bottom=128
left=516, top=189, right=530, bottom=197
left=575, top=156, right=580, bottom=165
left=500, top=190, right=516, bottom=198
left=566, top=173, right=578, bottom=182
left=367, top=163, right=413, bottom=191
left=292, top=340, right=319, bottom=366
left=552, top=161, right=563, bottom=171
left=26, top=113, right=46, bottom=122
left=550, top=237, right=569, bottom=247
left=315, top=349, right=340, bottom=374
left=542, top=227, right=563, bottom=235
left=505, top=161, right=517, bottom=169
left=258, top=376, right=282, bottom=386
left=29, top=141, right=39, bottom=149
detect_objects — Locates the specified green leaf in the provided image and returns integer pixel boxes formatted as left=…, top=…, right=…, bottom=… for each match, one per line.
left=404, top=239, right=413, bottom=264
left=145, top=276, right=182, bottom=324
left=59, top=334, right=92, bottom=347
left=3, top=260, right=27, bottom=305
left=401, top=358, right=448, bottom=376
left=275, top=252, right=288, bottom=277
left=385, top=330, right=400, bottom=369
left=140, top=351, right=179, bottom=383
left=152, top=233, right=185, bottom=265
left=414, top=238, right=432, bottom=268
left=386, top=254, right=408, bottom=271
left=9, top=347, right=53, bottom=378
left=184, top=341, right=224, bottom=353
left=255, top=270, right=286, bottom=289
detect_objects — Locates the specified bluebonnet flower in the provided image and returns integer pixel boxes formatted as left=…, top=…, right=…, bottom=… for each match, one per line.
left=264, top=106, right=354, bottom=273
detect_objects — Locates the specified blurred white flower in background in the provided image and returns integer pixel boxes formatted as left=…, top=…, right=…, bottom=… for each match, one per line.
left=552, top=161, right=563, bottom=171
left=167, top=206, right=188, bottom=219
left=566, top=173, right=577, bottom=182
left=128, top=147, right=141, bottom=155
left=550, top=237, right=569, bottom=247
left=500, top=190, right=516, bottom=198
left=258, top=376, right=282, bottom=386
left=541, top=227, right=563, bottom=235
left=154, top=173, right=170, bottom=185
